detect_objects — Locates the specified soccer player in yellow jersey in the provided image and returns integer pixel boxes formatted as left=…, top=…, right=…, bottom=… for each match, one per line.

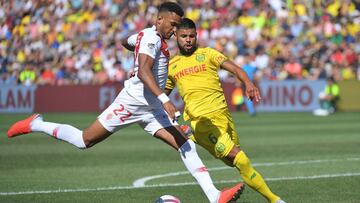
left=165, top=18, right=286, bottom=203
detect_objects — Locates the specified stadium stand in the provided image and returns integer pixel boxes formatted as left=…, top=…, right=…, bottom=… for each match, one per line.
left=0, top=0, right=359, bottom=86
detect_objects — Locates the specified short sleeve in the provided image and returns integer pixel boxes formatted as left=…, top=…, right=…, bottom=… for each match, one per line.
left=165, top=77, right=175, bottom=91
left=208, top=48, right=228, bottom=69
left=138, top=33, right=161, bottom=59
left=127, top=33, right=138, bottom=47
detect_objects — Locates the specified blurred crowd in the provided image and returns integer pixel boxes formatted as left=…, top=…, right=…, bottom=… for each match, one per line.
left=0, top=0, right=359, bottom=86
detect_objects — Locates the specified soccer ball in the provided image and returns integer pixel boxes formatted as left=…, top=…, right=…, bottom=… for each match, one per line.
left=155, top=195, right=181, bottom=203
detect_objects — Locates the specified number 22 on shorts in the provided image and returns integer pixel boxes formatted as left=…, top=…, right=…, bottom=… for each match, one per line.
left=113, top=104, right=132, bottom=122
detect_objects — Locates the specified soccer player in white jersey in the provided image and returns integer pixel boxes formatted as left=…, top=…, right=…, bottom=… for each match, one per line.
left=7, top=2, right=244, bottom=203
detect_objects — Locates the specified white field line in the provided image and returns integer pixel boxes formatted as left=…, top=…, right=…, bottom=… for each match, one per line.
left=2, top=173, right=360, bottom=196
left=133, top=157, right=360, bottom=187
left=1, top=158, right=359, bottom=196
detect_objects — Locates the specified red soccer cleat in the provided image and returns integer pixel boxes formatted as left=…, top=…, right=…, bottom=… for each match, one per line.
left=7, top=114, right=40, bottom=138
left=217, top=182, right=245, bottom=203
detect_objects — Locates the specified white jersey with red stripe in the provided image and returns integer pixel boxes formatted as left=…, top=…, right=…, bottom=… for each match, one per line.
left=124, top=26, right=170, bottom=109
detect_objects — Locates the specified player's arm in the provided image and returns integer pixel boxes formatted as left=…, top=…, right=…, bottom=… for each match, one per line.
left=138, top=53, right=164, bottom=96
left=137, top=54, right=178, bottom=120
left=120, top=34, right=137, bottom=52
left=220, top=60, right=261, bottom=102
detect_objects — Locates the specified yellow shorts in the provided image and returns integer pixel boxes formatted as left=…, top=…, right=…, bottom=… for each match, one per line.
left=190, top=108, right=240, bottom=164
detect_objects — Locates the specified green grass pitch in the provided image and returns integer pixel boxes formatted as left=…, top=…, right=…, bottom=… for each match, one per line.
left=0, top=112, right=359, bottom=203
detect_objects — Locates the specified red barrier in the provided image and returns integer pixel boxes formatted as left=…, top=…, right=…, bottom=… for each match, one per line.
left=0, top=85, right=36, bottom=113
left=35, top=85, right=122, bottom=113
left=1, top=80, right=330, bottom=113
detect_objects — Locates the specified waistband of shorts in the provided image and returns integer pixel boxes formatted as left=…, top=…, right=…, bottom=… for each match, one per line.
left=192, top=107, right=229, bottom=120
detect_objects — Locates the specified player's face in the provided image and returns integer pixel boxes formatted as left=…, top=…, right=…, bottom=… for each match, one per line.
left=176, top=28, right=197, bottom=56
left=158, top=12, right=181, bottom=39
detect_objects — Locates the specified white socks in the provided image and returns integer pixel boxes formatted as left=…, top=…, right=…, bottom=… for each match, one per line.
left=31, top=116, right=86, bottom=149
left=29, top=117, right=219, bottom=202
left=179, top=140, right=220, bottom=203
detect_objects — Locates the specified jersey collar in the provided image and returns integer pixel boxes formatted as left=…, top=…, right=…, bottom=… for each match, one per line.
left=152, top=25, right=164, bottom=39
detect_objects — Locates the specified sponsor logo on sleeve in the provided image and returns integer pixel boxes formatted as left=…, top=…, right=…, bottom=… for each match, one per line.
left=215, top=55, right=226, bottom=64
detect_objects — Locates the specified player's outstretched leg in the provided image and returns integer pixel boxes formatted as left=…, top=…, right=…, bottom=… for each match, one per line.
left=7, top=114, right=86, bottom=149
left=157, top=126, right=243, bottom=203
left=178, top=139, right=245, bottom=203
left=177, top=139, right=220, bottom=203
left=233, top=150, right=285, bottom=203
left=217, top=182, right=245, bottom=203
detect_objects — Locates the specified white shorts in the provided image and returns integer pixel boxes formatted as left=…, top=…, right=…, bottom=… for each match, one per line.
left=98, top=89, right=178, bottom=135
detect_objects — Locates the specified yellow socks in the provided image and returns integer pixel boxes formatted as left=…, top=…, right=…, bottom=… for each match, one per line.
left=233, top=151, right=280, bottom=203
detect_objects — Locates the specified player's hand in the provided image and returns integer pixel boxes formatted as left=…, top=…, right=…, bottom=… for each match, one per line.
left=245, top=83, right=261, bottom=102
left=163, top=101, right=180, bottom=122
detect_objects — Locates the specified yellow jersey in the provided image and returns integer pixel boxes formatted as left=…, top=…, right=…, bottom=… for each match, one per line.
left=166, top=47, right=228, bottom=121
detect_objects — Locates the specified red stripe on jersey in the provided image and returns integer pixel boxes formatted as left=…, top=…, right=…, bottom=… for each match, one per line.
left=134, top=32, right=144, bottom=63
left=52, top=127, right=59, bottom=138
left=160, top=38, right=170, bottom=57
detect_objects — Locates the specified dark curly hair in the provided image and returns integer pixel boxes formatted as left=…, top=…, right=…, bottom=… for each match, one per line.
left=158, top=2, right=184, bottom=17
left=176, top=18, right=196, bottom=30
